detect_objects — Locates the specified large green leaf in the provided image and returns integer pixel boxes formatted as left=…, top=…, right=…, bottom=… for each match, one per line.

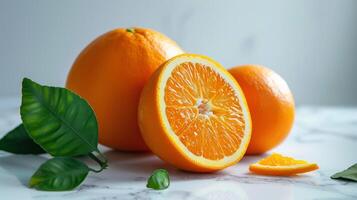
left=20, top=78, right=98, bottom=157
left=331, top=164, right=357, bottom=182
left=0, top=124, right=45, bottom=154
left=29, top=157, right=89, bottom=191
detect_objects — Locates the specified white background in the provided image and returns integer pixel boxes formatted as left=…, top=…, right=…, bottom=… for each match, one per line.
left=0, top=0, right=356, bottom=105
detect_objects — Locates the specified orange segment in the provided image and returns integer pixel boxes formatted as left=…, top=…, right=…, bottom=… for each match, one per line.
left=249, top=153, right=319, bottom=176
left=138, top=54, right=251, bottom=172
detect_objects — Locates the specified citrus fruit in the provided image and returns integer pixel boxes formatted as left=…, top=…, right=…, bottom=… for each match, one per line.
left=229, top=65, right=295, bottom=155
left=66, top=27, right=184, bottom=151
left=249, top=153, right=319, bottom=176
left=138, top=54, right=252, bottom=172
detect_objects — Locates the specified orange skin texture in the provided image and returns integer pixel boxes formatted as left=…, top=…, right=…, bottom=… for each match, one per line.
left=229, top=65, right=295, bottom=154
left=66, top=27, right=184, bottom=151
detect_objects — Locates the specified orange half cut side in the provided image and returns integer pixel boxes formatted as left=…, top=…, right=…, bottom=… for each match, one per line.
left=138, top=54, right=252, bottom=172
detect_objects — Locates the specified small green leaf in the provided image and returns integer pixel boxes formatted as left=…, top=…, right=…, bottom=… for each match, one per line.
left=29, top=157, right=89, bottom=191
left=331, top=163, right=357, bottom=182
left=20, top=78, right=99, bottom=157
left=146, top=169, right=170, bottom=190
left=0, top=124, right=45, bottom=154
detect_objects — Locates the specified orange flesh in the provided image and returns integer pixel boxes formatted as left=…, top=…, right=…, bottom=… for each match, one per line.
left=164, top=62, right=245, bottom=160
left=258, top=153, right=308, bottom=166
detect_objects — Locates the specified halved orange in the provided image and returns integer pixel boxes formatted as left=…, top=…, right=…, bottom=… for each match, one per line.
left=138, top=54, right=251, bottom=172
left=249, top=153, right=319, bottom=176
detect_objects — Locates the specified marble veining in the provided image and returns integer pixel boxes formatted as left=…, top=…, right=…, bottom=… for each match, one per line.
left=0, top=98, right=356, bottom=200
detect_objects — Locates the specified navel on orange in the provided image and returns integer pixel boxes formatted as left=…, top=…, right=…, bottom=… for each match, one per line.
left=249, top=153, right=319, bottom=176
left=138, top=54, right=251, bottom=172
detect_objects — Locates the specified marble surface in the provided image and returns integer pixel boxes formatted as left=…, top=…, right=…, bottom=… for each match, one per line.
left=0, top=97, right=356, bottom=200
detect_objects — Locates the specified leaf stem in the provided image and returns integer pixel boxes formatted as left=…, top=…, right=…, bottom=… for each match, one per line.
left=88, top=151, right=108, bottom=173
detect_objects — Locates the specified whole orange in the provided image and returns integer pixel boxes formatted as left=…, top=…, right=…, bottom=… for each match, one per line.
left=66, top=27, right=184, bottom=151
left=229, top=65, right=295, bottom=155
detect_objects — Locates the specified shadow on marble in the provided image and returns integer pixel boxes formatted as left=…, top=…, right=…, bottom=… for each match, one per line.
left=101, top=150, right=230, bottom=182
left=0, top=154, right=47, bottom=186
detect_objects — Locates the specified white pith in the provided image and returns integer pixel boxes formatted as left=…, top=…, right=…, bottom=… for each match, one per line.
left=158, top=55, right=251, bottom=167
left=196, top=98, right=213, bottom=116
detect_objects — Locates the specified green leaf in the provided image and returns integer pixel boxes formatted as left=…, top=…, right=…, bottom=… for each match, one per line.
left=146, top=169, right=170, bottom=190
left=0, top=124, right=45, bottom=154
left=29, top=157, right=89, bottom=191
left=20, top=78, right=99, bottom=157
left=331, top=163, right=357, bottom=182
